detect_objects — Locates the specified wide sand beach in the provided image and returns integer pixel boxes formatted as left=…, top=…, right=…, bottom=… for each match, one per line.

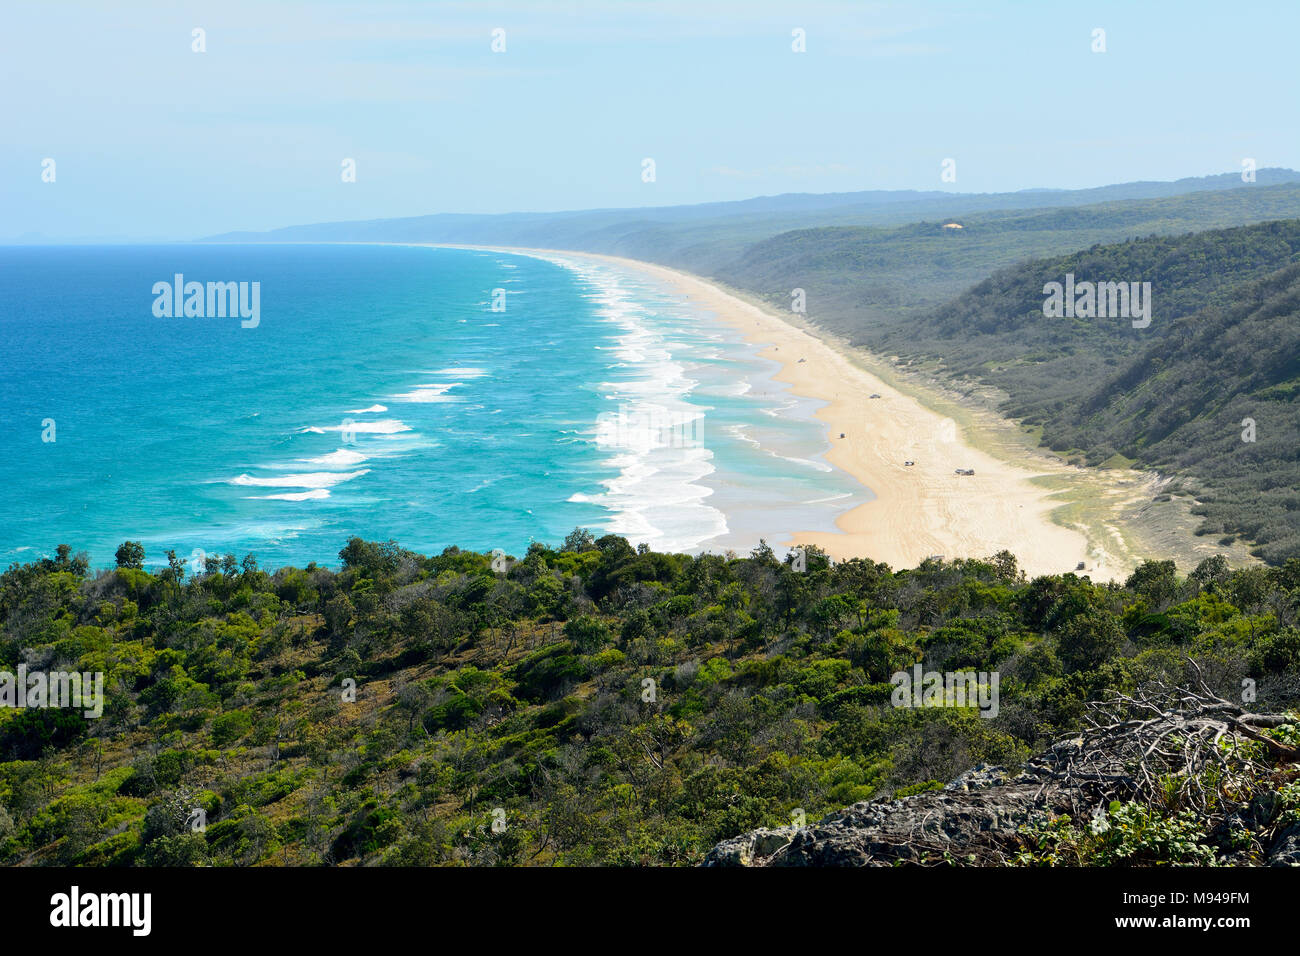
left=434, top=244, right=1124, bottom=581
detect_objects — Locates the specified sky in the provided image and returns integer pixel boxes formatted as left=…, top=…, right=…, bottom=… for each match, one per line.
left=3, top=0, right=1298, bottom=240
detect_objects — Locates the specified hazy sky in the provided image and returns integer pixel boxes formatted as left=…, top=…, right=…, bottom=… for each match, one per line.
left=4, top=0, right=1298, bottom=240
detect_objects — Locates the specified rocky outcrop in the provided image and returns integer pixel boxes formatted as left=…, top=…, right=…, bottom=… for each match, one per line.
left=705, top=760, right=1300, bottom=867
left=707, top=684, right=1300, bottom=867
left=704, top=764, right=1083, bottom=867
left=705, top=827, right=804, bottom=867
left=1268, top=825, right=1300, bottom=866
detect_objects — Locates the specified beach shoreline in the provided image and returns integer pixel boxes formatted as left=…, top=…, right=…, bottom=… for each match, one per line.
left=428, top=243, right=1145, bottom=580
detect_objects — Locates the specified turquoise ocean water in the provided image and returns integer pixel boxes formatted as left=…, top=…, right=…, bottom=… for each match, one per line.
left=0, top=243, right=869, bottom=570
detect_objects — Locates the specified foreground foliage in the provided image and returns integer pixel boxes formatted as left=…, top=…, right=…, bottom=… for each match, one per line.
left=1, top=536, right=1298, bottom=866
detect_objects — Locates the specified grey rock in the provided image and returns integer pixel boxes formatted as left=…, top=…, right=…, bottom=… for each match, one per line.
left=703, top=764, right=1077, bottom=867
left=1267, top=824, right=1300, bottom=867
left=704, top=827, right=796, bottom=867
left=705, top=724, right=1299, bottom=867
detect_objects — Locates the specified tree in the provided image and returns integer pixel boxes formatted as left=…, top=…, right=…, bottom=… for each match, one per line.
left=1056, top=608, right=1124, bottom=673
left=323, top=593, right=356, bottom=650
left=115, top=541, right=145, bottom=570
left=395, top=679, right=434, bottom=735
left=1125, top=560, right=1179, bottom=611
left=565, top=615, right=610, bottom=653
left=561, top=527, right=596, bottom=553
left=40, top=544, right=88, bottom=577
left=1189, top=554, right=1230, bottom=591
left=1228, top=567, right=1271, bottom=611
left=620, top=608, right=652, bottom=646
left=989, top=550, right=1022, bottom=583
left=166, top=549, right=186, bottom=585
left=338, top=538, right=402, bottom=578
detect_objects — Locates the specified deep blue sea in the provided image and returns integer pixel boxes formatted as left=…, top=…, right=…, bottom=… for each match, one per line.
left=0, top=244, right=868, bottom=570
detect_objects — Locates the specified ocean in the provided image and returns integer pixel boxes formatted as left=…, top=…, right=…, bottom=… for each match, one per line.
left=0, top=243, right=869, bottom=570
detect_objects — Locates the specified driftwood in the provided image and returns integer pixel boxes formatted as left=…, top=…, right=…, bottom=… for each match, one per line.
left=1031, top=660, right=1299, bottom=815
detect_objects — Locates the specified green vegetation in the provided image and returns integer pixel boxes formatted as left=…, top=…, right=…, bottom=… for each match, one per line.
left=871, top=221, right=1300, bottom=563
left=2, top=535, right=1298, bottom=866
left=716, top=186, right=1300, bottom=339
left=1014, top=801, right=1219, bottom=867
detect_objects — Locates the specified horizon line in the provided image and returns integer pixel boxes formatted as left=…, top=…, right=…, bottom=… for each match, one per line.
left=7, top=166, right=1297, bottom=246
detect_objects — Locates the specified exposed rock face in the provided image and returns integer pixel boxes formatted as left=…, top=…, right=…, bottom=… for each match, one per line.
left=705, top=828, right=801, bottom=867
left=1267, top=825, right=1300, bottom=867
left=705, top=691, right=1300, bottom=867
left=704, top=763, right=1082, bottom=867
left=706, top=760, right=1300, bottom=867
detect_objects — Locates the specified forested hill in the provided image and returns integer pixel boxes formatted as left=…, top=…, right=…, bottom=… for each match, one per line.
left=1, top=537, right=1298, bottom=867
left=713, top=182, right=1300, bottom=340
left=872, top=220, right=1300, bottom=564
left=872, top=219, right=1300, bottom=413
left=1059, top=262, right=1300, bottom=564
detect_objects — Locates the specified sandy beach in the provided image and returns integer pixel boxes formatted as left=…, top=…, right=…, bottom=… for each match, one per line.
left=434, top=244, right=1129, bottom=580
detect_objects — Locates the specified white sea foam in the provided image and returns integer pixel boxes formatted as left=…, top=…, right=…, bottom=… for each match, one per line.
left=701, top=378, right=752, bottom=398
left=496, top=249, right=867, bottom=554
left=724, top=422, right=760, bottom=446
left=245, top=489, right=332, bottom=501
left=804, top=492, right=854, bottom=505
left=547, top=259, right=729, bottom=552
left=304, top=419, right=412, bottom=435
left=300, top=449, right=369, bottom=468
left=391, top=383, right=464, bottom=403
left=764, top=449, right=833, bottom=472
left=760, top=400, right=799, bottom=418
left=466, top=476, right=503, bottom=494
left=345, top=404, right=388, bottom=414
left=230, top=470, right=369, bottom=489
